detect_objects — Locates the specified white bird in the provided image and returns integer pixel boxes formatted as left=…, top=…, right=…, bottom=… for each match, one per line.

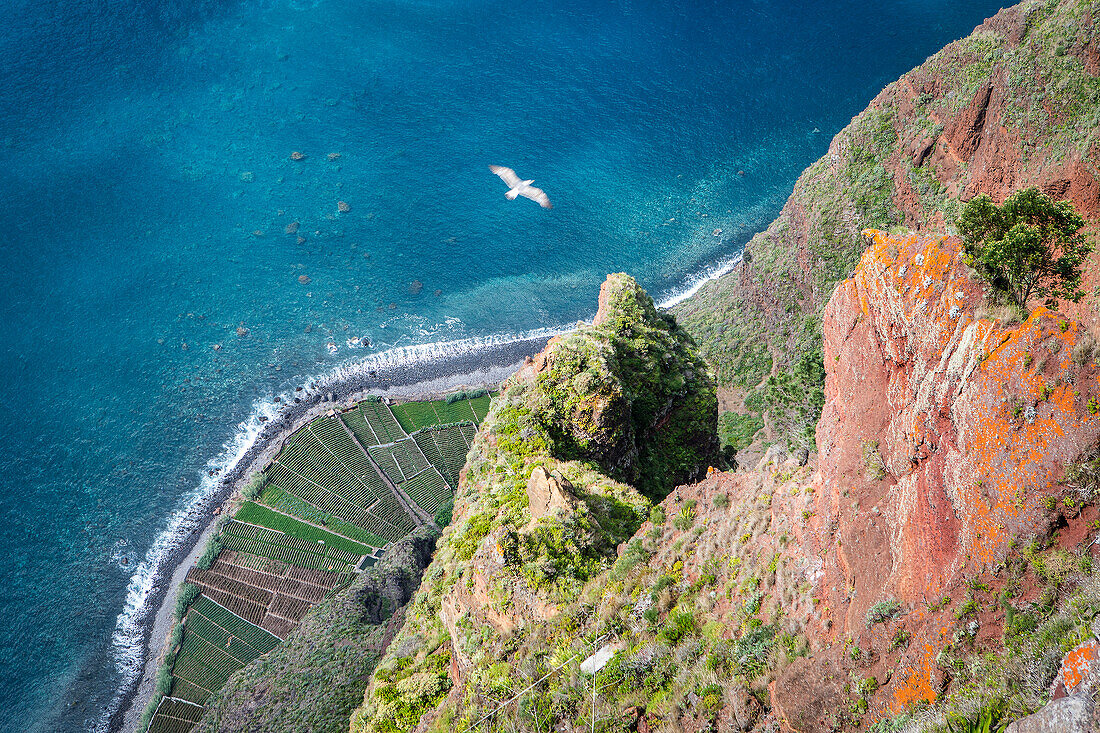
left=489, top=165, right=553, bottom=209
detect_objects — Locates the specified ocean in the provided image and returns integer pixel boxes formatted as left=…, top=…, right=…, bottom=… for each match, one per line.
left=0, top=0, right=1005, bottom=729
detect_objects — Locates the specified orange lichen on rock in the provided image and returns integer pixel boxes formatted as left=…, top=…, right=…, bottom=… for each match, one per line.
left=771, top=229, right=1100, bottom=728
left=1052, top=639, right=1099, bottom=699
left=892, top=643, right=939, bottom=710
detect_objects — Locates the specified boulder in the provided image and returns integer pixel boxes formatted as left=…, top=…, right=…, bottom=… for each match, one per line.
left=526, top=466, right=575, bottom=526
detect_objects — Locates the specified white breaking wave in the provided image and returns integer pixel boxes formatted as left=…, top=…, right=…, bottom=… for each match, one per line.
left=313, top=323, right=575, bottom=388
left=656, top=251, right=743, bottom=309
left=99, top=322, right=573, bottom=733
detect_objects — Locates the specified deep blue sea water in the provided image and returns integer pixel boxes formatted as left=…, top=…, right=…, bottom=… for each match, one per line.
left=0, top=0, right=1006, bottom=729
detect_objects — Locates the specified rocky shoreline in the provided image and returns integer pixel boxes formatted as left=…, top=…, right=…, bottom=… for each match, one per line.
left=113, top=334, right=551, bottom=733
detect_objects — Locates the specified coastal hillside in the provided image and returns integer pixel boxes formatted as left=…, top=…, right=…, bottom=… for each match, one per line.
left=349, top=273, right=719, bottom=733
left=138, top=392, right=491, bottom=733
left=132, top=2, right=1100, bottom=732
left=345, top=231, right=1100, bottom=733
left=675, top=0, right=1100, bottom=457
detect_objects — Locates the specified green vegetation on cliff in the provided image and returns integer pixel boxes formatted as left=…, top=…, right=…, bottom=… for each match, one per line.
left=523, top=273, right=719, bottom=501
left=959, top=186, right=1090, bottom=309
left=350, top=274, right=720, bottom=733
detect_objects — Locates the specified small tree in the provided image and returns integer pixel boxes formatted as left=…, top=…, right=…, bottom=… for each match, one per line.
left=957, top=187, right=1090, bottom=311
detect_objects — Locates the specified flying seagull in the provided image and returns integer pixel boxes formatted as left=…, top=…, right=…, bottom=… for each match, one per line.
left=489, top=165, right=553, bottom=209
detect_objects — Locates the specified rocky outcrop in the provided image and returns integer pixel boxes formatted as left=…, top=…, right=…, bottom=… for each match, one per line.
left=349, top=275, right=717, bottom=733
left=525, top=467, right=576, bottom=527
left=1006, top=635, right=1100, bottom=732
left=766, top=230, right=1100, bottom=730
left=675, top=0, right=1100, bottom=450
left=512, top=273, right=720, bottom=500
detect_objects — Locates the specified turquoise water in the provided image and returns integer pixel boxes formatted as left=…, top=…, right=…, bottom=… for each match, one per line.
left=0, top=0, right=1005, bottom=730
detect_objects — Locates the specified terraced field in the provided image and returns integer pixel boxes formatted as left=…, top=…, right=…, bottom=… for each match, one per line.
left=414, top=422, right=477, bottom=490
left=144, top=390, right=494, bottom=732
left=389, top=391, right=494, bottom=433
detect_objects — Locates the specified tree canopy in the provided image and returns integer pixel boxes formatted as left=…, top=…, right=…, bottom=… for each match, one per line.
left=957, top=187, right=1090, bottom=311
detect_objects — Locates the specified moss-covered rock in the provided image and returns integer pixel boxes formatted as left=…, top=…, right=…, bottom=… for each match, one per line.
left=514, top=273, right=719, bottom=501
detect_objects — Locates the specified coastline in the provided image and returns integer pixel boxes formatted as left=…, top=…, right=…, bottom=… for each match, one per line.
left=114, top=334, right=551, bottom=733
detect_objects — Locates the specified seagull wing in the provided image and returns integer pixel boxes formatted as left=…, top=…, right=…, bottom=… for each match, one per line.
left=520, top=186, right=553, bottom=209
left=489, top=165, right=522, bottom=188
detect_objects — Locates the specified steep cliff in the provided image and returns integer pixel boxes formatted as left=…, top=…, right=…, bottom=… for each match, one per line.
left=336, top=232, right=1100, bottom=733
left=349, top=274, right=719, bottom=733
left=763, top=230, right=1100, bottom=730
left=675, top=0, right=1100, bottom=453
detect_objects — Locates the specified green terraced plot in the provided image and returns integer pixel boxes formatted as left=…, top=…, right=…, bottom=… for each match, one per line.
left=234, top=502, right=379, bottom=556
left=264, top=434, right=415, bottom=542
left=256, top=483, right=388, bottom=548
left=367, top=444, right=403, bottom=484
left=358, top=401, right=407, bottom=444
left=341, top=406, right=379, bottom=447
left=190, top=595, right=281, bottom=653
left=389, top=400, right=441, bottom=433
left=220, top=522, right=361, bottom=572
left=470, top=394, right=492, bottom=423
left=166, top=677, right=210, bottom=706
left=147, top=391, right=491, bottom=733
left=391, top=437, right=430, bottom=478
left=412, top=423, right=474, bottom=489
left=433, top=398, right=477, bottom=425
left=147, top=697, right=205, bottom=733
left=390, top=392, right=493, bottom=432
left=400, top=468, right=451, bottom=516
left=161, top=594, right=282, bottom=722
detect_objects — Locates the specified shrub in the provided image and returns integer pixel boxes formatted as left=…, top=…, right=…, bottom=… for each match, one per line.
left=719, top=412, right=764, bottom=451
left=958, top=188, right=1090, bottom=310
left=659, top=610, right=697, bottom=645
left=861, top=439, right=887, bottom=481
left=444, top=391, right=467, bottom=404
left=611, top=538, right=650, bottom=580
left=241, top=471, right=265, bottom=500
left=173, top=582, right=200, bottom=621
left=649, top=505, right=666, bottom=525
left=195, top=535, right=223, bottom=570
left=865, top=599, right=902, bottom=626
left=890, top=628, right=911, bottom=650
left=945, top=700, right=1009, bottom=733
left=731, top=625, right=776, bottom=680
left=713, top=493, right=730, bottom=509
left=433, top=498, right=454, bottom=527
left=673, top=505, right=695, bottom=531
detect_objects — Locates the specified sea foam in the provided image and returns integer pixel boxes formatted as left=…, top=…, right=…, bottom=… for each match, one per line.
left=657, top=252, right=743, bottom=309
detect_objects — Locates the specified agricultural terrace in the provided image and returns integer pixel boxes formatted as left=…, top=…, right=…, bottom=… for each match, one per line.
left=143, top=390, right=493, bottom=732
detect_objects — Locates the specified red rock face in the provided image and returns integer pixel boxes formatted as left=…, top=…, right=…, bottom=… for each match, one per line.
left=771, top=230, right=1100, bottom=729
